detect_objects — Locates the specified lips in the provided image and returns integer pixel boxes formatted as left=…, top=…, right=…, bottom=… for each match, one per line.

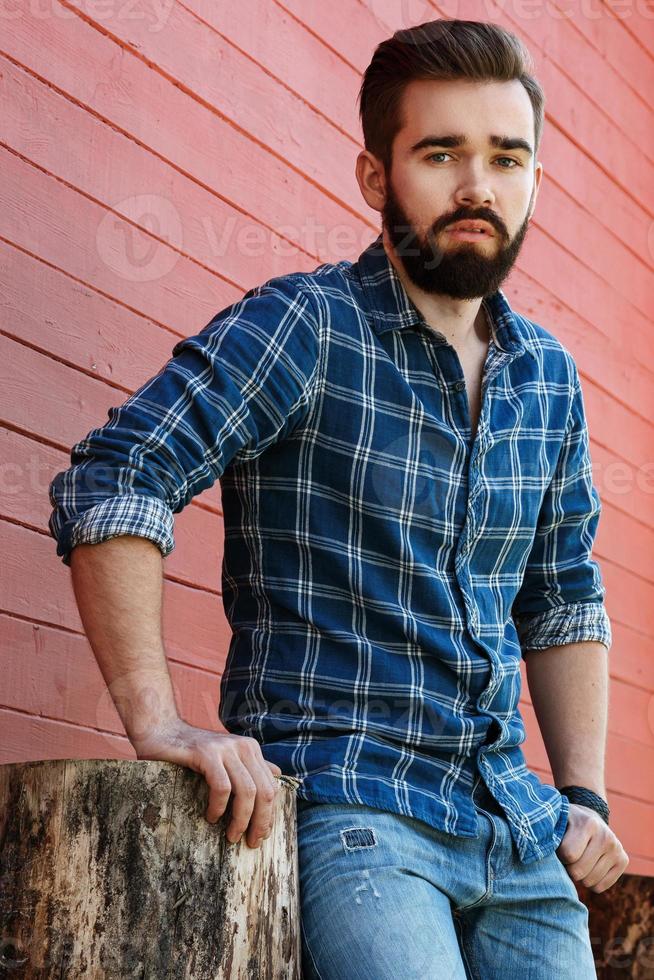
left=446, top=219, right=495, bottom=237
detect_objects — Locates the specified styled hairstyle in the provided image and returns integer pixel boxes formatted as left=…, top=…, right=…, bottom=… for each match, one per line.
left=357, top=19, right=544, bottom=172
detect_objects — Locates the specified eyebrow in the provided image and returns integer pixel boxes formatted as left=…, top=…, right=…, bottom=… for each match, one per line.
left=409, top=133, right=533, bottom=157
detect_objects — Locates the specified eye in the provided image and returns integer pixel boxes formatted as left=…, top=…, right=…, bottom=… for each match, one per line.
left=426, top=153, right=521, bottom=168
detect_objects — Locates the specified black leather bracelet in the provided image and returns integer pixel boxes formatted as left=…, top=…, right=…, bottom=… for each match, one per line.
left=559, top=785, right=610, bottom=826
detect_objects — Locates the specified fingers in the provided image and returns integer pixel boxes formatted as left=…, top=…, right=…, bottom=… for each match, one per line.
left=244, top=758, right=280, bottom=848
left=203, top=758, right=234, bottom=825
left=144, top=726, right=283, bottom=847
left=219, top=741, right=279, bottom=848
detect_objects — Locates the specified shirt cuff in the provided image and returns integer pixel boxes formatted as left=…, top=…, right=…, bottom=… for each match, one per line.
left=58, top=494, right=175, bottom=567
left=513, top=600, right=612, bottom=653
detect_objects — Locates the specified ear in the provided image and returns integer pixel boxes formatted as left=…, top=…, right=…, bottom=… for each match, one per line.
left=527, top=161, right=543, bottom=221
left=355, top=150, right=387, bottom=214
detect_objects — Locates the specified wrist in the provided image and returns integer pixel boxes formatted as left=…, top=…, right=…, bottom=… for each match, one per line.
left=555, top=773, right=606, bottom=798
left=107, top=668, right=180, bottom=742
left=559, top=785, right=610, bottom=826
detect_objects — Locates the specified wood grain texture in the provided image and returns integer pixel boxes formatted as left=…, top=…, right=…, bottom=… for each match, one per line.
left=0, top=760, right=302, bottom=977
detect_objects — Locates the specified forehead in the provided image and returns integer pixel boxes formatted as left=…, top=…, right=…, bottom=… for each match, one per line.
left=394, top=77, right=536, bottom=151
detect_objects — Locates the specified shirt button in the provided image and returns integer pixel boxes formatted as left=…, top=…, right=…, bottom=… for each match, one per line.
left=454, top=380, right=466, bottom=391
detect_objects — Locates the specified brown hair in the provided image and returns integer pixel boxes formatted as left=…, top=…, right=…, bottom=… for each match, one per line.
left=357, top=19, right=544, bottom=172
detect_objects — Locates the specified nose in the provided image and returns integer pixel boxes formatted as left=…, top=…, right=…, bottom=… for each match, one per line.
left=453, top=164, right=495, bottom=209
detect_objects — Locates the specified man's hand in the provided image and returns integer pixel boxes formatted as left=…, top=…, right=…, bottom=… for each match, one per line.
left=132, top=718, right=283, bottom=849
left=556, top=803, right=629, bottom=893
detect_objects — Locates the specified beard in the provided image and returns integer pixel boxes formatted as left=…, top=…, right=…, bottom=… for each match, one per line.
left=381, top=179, right=534, bottom=300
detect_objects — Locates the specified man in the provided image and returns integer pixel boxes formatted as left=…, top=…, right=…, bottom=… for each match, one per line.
left=49, top=18, right=627, bottom=979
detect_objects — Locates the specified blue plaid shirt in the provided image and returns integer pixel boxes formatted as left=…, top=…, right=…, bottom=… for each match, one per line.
left=48, top=233, right=611, bottom=865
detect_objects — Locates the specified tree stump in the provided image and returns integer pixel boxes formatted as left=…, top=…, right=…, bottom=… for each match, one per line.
left=0, top=759, right=303, bottom=978
left=577, top=878, right=654, bottom=978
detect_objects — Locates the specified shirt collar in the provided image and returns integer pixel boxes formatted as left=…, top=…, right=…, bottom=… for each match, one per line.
left=354, top=232, right=526, bottom=356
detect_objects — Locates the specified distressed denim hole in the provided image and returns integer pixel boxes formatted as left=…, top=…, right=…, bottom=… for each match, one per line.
left=340, top=827, right=377, bottom=850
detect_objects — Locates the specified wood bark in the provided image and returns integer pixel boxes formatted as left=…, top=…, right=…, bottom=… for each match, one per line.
left=578, top=879, right=654, bottom=979
left=0, top=759, right=302, bottom=978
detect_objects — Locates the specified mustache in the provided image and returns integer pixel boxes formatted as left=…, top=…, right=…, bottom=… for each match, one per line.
left=431, top=209, right=508, bottom=240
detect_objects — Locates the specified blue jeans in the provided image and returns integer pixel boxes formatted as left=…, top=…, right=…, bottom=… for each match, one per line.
left=296, top=777, right=597, bottom=979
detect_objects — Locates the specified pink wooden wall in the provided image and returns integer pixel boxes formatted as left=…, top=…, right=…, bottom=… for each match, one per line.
left=1, top=2, right=653, bottom=877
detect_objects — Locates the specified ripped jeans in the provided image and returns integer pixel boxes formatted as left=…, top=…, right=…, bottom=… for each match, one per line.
left=296, top=777, right=597, bottom=979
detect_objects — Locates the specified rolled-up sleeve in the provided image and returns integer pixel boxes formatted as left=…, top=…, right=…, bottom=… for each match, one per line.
left=511, top=361, right=612, bottom=654
left=48, top=275, right=322, bottom=566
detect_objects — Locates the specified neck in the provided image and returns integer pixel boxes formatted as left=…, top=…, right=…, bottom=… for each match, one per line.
left=383, top=231, right=489, bottom=350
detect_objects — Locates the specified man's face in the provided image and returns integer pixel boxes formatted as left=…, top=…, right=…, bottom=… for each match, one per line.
left=377, top=78, right=542, bottom=300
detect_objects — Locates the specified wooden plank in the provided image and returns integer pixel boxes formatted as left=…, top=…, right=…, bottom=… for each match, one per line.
left=607, top=620, right=654, bottom=692
left=3, top=250, right=654, bottom=600
left=542, top=0, right=654, bottom=111
left=0, top=520, right=232, bottom=671
left=585, top=443, right=654, bottom=534
left=1, top=518, right=650, bottom=738
left=1, top=2, right=374, bottom=258
left=0, top=428, right=222, bottom=546
left=594, top=508, right=654, bottom=598
left=0, top=145, right=238, bottom=330
left=601, top=560, right=654, bottom=640
left=0, top=705, right=135, bottom=762
left=0, top=55, right=320, bottom=291
left=538, top=124, right=654, bottom=274
left=277, top=0, right=405, bottom=72
left=511, top=226, right=654, bottom=379
left=0, top=241, right=182, bottom=393
left=532, top=177, right=652, bottom=320
left=57, top=0, right=362, bottom=214
left=282, top=0, right=654, bottom=271
left=59, top=0, right=654, bottom=216
left=182, top=0, right=362, bottom=141
left=0, top=241, right=222, bottom=514
left=2, top=331, right=650, bottom=624
left=0, top=613, right=228, bottom=736
left=3, top=267, right=652, bottom=483
left=6, top=230, right=653, bottom=431
left=6, top=608, right=653, bottom=756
